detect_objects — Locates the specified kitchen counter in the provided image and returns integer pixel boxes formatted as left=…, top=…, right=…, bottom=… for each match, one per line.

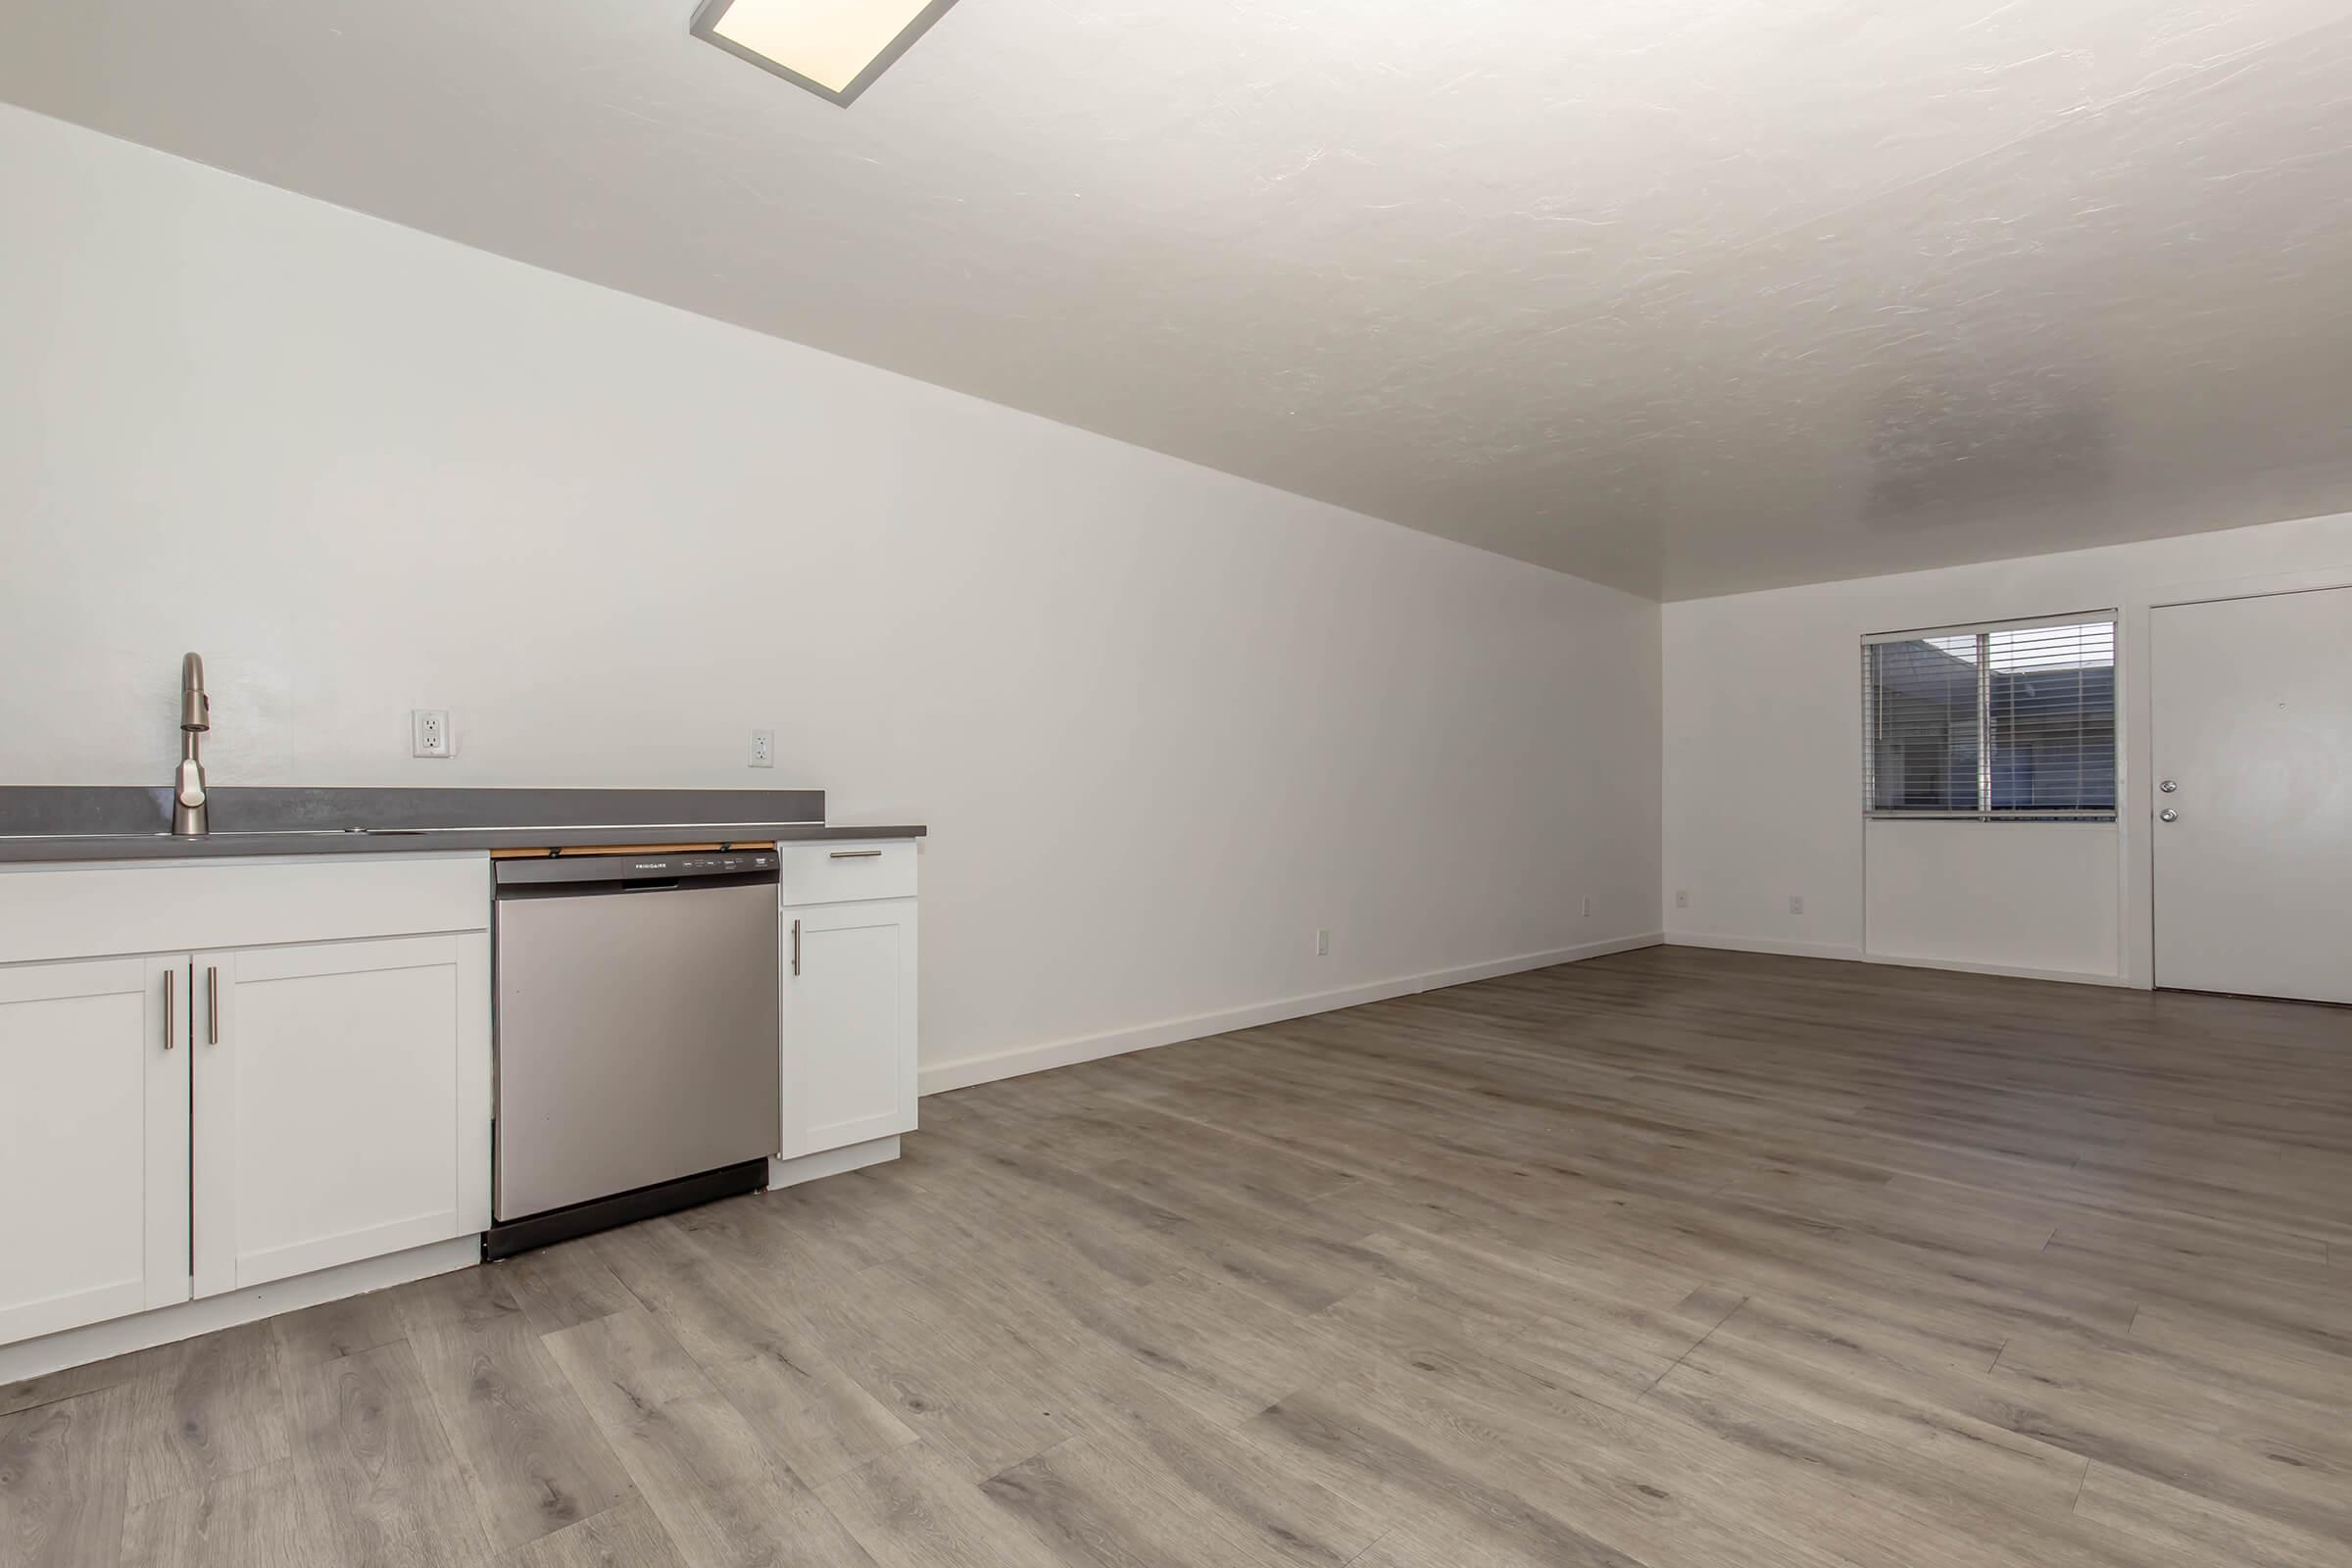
left=0, top=786, right=923, bottom=863
left=0, top=787, right=926, bottom=1384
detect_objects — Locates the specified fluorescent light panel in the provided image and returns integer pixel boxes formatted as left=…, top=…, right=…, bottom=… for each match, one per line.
left=691, top=0, right=960, bottom=106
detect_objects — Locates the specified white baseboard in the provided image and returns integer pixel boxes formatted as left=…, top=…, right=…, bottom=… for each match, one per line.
left=1863, top=951, right=2134, bottom=988
left=766, top=1136, right=900, bottom=1192
left=1665, top=931, right=1863, bottom=962
left=0, top=1236, right=477, bottom=1388
left=917, top=931, right=1665, bottom=1098
left=1664, top=931, right=2134, bottom=988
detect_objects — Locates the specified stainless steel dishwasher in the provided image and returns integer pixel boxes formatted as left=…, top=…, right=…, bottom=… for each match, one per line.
left=486, top=850, right=779, bottom=1258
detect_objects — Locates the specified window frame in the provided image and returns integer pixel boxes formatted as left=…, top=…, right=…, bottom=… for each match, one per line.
left=1862, top=611, right=2119, bottom=823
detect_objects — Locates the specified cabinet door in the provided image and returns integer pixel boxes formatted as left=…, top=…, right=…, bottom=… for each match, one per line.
left=194, top=933, right=490, bottom=1296
left=0, top=956, right=189, bottom=1345
left=781, top=898, right=917, bottom=1157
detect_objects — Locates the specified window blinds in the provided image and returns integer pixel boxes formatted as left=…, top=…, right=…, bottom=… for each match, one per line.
left=1863, top=614, right=2116, bottom=818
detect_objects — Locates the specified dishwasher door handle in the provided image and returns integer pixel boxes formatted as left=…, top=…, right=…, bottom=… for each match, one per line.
left=790, top=917, right=802, bottom=976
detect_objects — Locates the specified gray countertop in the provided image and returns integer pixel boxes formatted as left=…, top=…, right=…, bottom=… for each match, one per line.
left=0, top=786, right=923, bottom=863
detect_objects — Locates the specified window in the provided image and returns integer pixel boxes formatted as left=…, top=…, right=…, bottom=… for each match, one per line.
left=1864, top=614, right=2115, bottom=818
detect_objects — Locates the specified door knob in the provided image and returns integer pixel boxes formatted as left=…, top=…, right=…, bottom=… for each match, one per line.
left=2160, top=808, right=2179, bottom=823
left=2159, top=780, right=2179, bottom=793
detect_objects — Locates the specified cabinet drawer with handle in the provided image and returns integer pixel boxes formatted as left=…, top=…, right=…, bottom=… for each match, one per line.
left=778, top=840, right=917, bottom=906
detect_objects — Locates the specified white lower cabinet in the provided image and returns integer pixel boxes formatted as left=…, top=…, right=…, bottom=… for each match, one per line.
left=780, top=873, right=917, bottom=1160
left=0, top=956, right=190, bottom=1344
left=193, top=933, right=490, bottom=1295
left=0, top=854, right=492, bottom=1357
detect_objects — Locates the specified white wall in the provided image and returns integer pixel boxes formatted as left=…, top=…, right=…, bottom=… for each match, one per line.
left=1863, top=821, right=2120, bottom=978
left=0, top=104, right=1662, bottom=1087
left=1663, top=510, right=2352, bottom=986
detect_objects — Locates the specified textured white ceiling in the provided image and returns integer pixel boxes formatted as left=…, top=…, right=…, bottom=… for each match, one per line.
left=4, top=2, right=2349, bottom=598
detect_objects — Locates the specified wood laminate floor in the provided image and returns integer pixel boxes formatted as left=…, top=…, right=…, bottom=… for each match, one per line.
left=6, top=946, right=2350, bottom=1566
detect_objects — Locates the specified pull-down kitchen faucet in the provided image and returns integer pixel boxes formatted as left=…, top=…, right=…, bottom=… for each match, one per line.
left=172, top=652, right=210, bottom=836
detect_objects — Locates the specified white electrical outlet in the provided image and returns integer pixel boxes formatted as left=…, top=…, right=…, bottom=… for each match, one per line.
left=1314, top=928, right=1331, bottom=956
left=1675, top=890, right=1690, bottom=909
left=749, top=729, right=775, bottom=768
left=411, top=710, right=451, bottom=759
left=1788, top=895, right=1805, bottom=915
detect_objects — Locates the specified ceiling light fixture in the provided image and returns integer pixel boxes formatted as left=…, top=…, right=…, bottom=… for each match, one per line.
left=690, top=0, right=962, bottom=107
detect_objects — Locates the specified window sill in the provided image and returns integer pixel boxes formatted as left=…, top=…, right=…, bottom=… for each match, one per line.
left=1866, top=812, right=2118, bottom=823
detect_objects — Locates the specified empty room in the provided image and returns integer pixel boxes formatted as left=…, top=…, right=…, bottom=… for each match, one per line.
left=1, top=4, right=2346, bottom=1566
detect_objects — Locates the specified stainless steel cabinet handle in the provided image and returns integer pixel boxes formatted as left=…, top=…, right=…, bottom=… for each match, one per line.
left=2160, top=808, right=2180, bottom=823
left=207, top=965, right=220, bottom=1044
left=2160, top=779, right=2179, bottom=793
left=163, top=968, right=175, bottom=1051
left=828, top=850, right=882, bottom=859
left=790, top=918, right=802, bottom=976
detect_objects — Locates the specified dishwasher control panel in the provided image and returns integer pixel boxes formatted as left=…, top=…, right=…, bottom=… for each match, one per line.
left=665, top=853, right=777, bottom=876
left=495, top=851, right=779, bottom=887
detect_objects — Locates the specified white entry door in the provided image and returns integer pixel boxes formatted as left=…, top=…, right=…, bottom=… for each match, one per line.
left=2152, top=587, right=2352, bottom=1003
